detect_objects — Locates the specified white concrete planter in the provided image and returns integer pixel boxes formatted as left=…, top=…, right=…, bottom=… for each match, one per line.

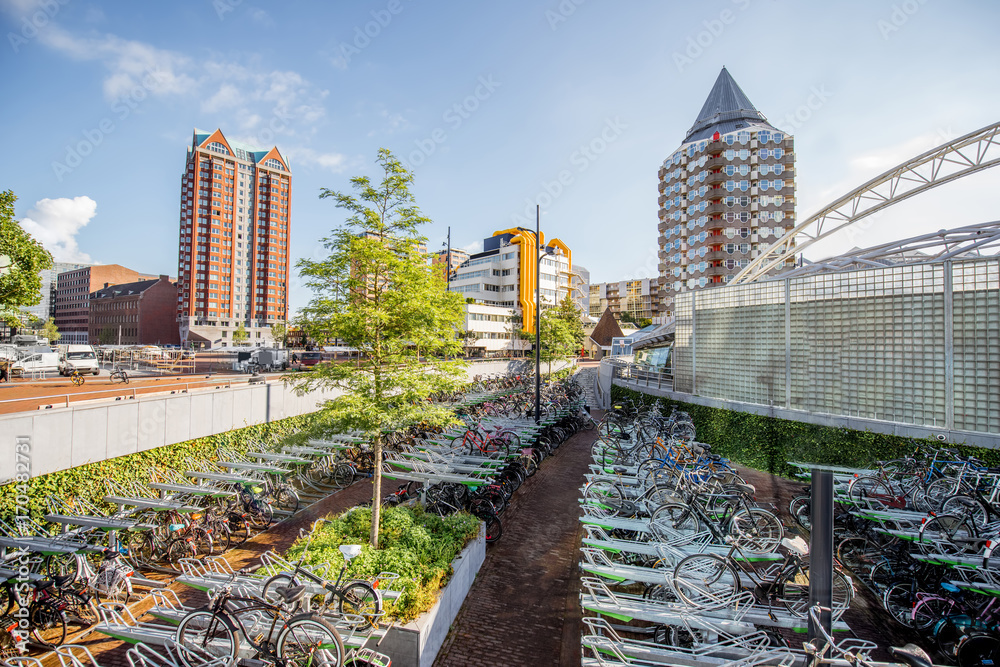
left=371, top=523, right=486, bottom=667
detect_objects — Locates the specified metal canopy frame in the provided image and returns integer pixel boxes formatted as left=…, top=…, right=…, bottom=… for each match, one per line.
left=775, top=220, right=1000, bottom=279
left=733, top=121, right=1000, bottom=284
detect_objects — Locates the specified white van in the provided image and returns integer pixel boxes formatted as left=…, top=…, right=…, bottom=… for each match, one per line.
left=59, top=345, right=100, bottom=376
left=11, top=351, right=60, bottom=376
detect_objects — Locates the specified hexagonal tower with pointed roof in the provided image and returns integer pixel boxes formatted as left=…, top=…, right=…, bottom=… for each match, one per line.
left=177, top=128, right=292, bottom=348
left=656, top=67, right=796, bottom=319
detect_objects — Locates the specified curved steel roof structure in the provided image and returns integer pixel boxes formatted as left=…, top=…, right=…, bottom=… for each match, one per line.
left=733, top=120, right=1000, bottom=284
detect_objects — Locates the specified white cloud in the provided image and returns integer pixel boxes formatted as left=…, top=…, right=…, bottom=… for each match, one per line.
left=20, top=196, right=97, bottom=263
left=202, top=83, right=242, bottom=113
left=39, top=26, right=196, bottom=101
left=284, top=147, right=349, bottom=172
left=460, top=240, right=483, bottom=254
left=248, top=8, right=272, bottom=26
left=30, top=23, right=329, bottom=143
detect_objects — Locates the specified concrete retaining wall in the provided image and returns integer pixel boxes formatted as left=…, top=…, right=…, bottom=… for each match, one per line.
left=0, top=381, right=343, bottom=482
left=373, top=524, right=486, bottom=667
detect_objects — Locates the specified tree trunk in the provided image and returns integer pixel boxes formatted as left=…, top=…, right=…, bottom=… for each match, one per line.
left=370, top=434, right=383, bottom=549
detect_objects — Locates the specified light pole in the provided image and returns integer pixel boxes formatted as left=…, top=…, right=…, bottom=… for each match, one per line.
left=445, top=226, right=452, bottom=289
left=534, top=207, right=555, bottom=425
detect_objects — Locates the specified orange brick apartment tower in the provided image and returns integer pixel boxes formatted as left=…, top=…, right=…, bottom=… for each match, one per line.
left=177, top=129, right=291, bottom=348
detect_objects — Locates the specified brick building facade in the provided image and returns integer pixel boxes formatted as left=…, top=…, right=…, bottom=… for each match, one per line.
left=88, top=275, right=180, bottom=345
left=54, top=264, right=158, bottom=344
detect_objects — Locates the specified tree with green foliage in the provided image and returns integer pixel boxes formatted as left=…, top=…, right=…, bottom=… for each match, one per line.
left=232, top=322, right=249, bottom=345
left=269, top=321, right=288, bottom=347
left=42, top=317, right=60, bottom=343
left=539, top=296, right=585, bottom=376
left=290, top=148, right=467, bottom=549
left=98, top=326, right=116, bottom=345
left=0, top=190, right=53, bottom=325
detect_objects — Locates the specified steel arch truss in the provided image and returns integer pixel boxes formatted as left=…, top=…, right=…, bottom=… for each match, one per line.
left=775, top=220, right=1000, bottom=279
left=733, top=121, right=1000, bottom=284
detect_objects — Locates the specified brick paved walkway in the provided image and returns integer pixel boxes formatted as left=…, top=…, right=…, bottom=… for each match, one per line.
left=433, top=419, right=600, bottom=667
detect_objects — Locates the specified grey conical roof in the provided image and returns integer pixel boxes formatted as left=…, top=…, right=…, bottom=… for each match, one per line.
left=683, top=67, right=776, bottom=144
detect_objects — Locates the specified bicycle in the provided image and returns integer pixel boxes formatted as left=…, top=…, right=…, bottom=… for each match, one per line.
left=671, top=535, right=854, bottom=617
left=70, top=370, right=85, bottom=386
left=260, top=522, right=381, bottom=625
left=109, top=366, right=129, bottom=384
left=648, top=478, right=784, bottom=553
left=175, top=570, right=345, bottom=667
left=802, top=606, right=942, bottom=667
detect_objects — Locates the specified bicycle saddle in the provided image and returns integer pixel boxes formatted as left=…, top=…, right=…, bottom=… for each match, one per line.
left=274, top=585, right=307, bottom=605
left=732, top=482, right=756, bottom=496
left=613, top=466, right=628, bottom=474
left=888, top=644, right=933, bottom=667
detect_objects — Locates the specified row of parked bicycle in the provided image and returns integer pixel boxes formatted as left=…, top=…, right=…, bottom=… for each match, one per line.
left=0, top=371, right=586, bottom=663
left=376, top=375, right=594, bottom=542
left=796, top=443, right=1000, bottom=667
left=577, top=400, right=938, bottom=667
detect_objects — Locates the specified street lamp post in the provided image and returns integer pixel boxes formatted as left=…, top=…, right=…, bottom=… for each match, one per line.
left=534, top=207, right=555, bottom=425
left=535, top=207, right=541, bottom=425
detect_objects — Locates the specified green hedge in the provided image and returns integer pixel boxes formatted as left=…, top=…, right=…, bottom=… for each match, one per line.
left=610, top=385, right=1000, bottom=476
left=1, top=413, right=320, bottom=521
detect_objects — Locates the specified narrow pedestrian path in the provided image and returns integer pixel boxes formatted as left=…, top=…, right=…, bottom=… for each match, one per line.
left=433, top=417, right=601, bottom=667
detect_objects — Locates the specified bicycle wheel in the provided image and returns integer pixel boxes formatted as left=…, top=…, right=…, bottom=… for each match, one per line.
left=337, top=582, right=381, bottom=625
left=672, top=554, right=739, bottom=610
left=781, top=568, right=854, bottom=618
left=482, top=515, right=503, bottom=543
left=649, top=503, right=700, bottom=539
left=919, top=514, right=978, bottom=555
left=261, top=573, right=299, bottom=605
left=729, top=508, right=784, bottom=554
left=941, top=495, right=990, bottom=528
left=192, top=527, right=215, bottom=557
left=582, top=481, right=624, bottom=519
left=883, top=583, right=917, bottom=627
left=278, top=615, right=345, bottom=667
left=333, top=463, right=356, bottom=488
left=912, top=595, right=959, bottom=630
left=175, top=609, right=240, bottom=662
left=274, top=487, right=301, bottom=514
left=788, top=495, right=811, bottom=531
left=43, top=553, right=80, bottom=584
left=166, top=537, right=196, bottom=565
left=923, top=477, right=963, bottom=512
left=227, top=514, right=251, bottom=545
left=127, top=532, right=156, bottom=566
left=64, top=591, right=99, bottom=628
left=848, top=476, right=896, bottom=508
left=28, top=600, right=67, bottom=648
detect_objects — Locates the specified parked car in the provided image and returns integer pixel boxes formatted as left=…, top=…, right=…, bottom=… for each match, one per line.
left=59, top=345, right=100, bottom=376
left=295, top=351, right=323, bottom=368
left=11, top=351, right=60, bottom=376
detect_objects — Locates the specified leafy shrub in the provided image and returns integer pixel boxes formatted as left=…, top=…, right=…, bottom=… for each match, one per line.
left=284, top=504, right=481, bottom=622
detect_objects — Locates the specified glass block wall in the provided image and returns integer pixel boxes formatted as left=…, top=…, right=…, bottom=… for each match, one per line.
left=672, top=257, right=1000, bottom=434
left=789, top=264, right=946, bottom=426
left=953, top=259, right=1000, bottom=432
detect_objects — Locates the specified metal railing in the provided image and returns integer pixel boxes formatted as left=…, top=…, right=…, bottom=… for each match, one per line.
left=610, top=360, right=673, bottom=392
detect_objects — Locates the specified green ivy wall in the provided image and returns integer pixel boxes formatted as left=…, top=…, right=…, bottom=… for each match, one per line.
left=610, top=385, right=1000, bottom=475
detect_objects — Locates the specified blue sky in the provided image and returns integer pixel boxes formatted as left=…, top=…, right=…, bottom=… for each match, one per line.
left=2, top=0, right=999, bottom=313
